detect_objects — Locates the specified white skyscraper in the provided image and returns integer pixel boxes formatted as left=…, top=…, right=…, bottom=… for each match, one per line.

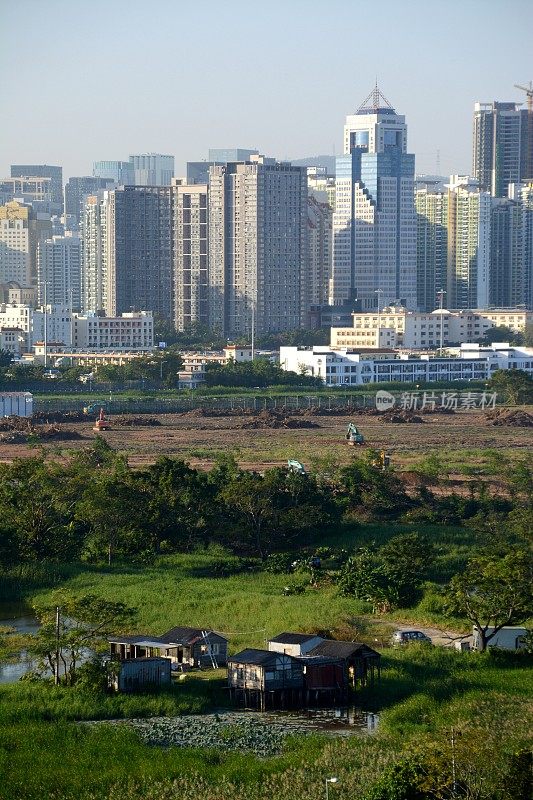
left=331, top=85, right=417, bottom=310
left=80, top=192, right=109, bottom=313
left=0, top=201, right=31, bottom=286
left=37, top=233, right=82, bottom=310
left=173, top=180, right=209, bottom=331
left=446, top=176, right=491, bottom=309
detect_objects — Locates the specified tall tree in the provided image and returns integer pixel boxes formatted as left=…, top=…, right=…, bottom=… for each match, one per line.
left=0, top=458, right=83, bottom=562
left=29, top=590, right=135, bottom=685
left=76, top=462, right=148, bottom=564
left=446, top=550, right=533, bottom=651
left=488, top=369, right=533, bottom=405
left=135, top=457, right=216, bottom=552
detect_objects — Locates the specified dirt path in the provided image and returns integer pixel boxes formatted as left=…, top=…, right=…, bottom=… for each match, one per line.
left=384, top=622, right=471, bottom=648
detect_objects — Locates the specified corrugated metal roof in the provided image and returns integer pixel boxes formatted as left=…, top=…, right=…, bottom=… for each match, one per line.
left=160, top=626, right=229, bottom=645
left=308, top=641, right=378, bottom=659
left=229, top=648, right=297, bottom=666
left=269, top=632, right=320, bottom=645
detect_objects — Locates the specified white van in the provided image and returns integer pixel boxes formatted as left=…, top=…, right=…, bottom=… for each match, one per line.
left=472, top=626, right=528, bottom=651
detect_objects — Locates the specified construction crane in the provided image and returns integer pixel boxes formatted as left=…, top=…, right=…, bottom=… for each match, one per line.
left=515, top=81, right=533, bottom=182
left=515, top=81, right=533, bottom=113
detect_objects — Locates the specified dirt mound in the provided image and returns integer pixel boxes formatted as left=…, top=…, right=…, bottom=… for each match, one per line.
left=241, top=410, right=320, bottom=429
left=32, top=410, right=86, bottom=423
left=0, top=431, right=30, bottom=443
left=0, top=421, right=83, bottom=443
left=41, top=426, right=84, bottom=441
left=0, top=416, right=33, bottom=432
left=380, top=411, right=424, bottom=424
left=485, top=408, right=533, bottom=427
left=112, top=416, right=162, bottom=427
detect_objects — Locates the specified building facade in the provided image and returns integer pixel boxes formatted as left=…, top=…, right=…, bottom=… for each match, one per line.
left=331, top=85, right=417, bottom=311
left=0, top=303, right=72, bottom=350
left=0, top=201, right=31, bottom=286
left=71, top=311, right=153, bottom=350
left=473, top=102, right=532, bottom=197
left=129, top=153, right=174, bottom=186
left=281, top=343, right=533, bottom=386
left=415, top=189, right=448, bottom=312
left=92, top=160, right=135, bottom=184
left=330, top=307, right=533, bottom=350
left=509, top=182, right=533, bottom=308
left=447, top=176, right=491, bottom=309
left=415, top=177, right=492, bottom=312
left=64, top=176, right=114, bottom=227
left=306, top=195, right=332, bottom=313
left=0, top=177, right=52, bottom=211
left=208, top=148, right=259, bottom=163
left=80, top=192, right=109, bottom=314
left=208, top=156, right=308, bottom=337
left=105, top=186, right=174, bottom=319
left=307, top=166, right=336, bottom=209
left=37, top=234, right=82, bottom=309
left=172, top=181, right=209, bottom=331
left=10, top=165, right=63, bottom=210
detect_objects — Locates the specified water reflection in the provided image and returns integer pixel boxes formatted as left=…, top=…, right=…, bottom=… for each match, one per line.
left=256, top=706, right=379, bottom=734
left=0, top=608, right=40, bottom=684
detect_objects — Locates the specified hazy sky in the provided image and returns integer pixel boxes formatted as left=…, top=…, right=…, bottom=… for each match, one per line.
left=1, top=0, right=532, bottom=180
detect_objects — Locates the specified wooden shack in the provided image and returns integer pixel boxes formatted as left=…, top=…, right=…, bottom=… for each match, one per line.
left=111, top=656, right=171, bottom=692
left=109, top=626, right=228, bottom=669
left=227, top=648, right=304, bottom=710
left=307, top=640, right=381, bottom=687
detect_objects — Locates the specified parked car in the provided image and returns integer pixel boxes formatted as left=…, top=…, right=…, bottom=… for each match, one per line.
left=391, top=630, right=432, bottom=646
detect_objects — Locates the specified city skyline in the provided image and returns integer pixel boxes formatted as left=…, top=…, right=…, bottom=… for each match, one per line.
left=1, top=0, right=532, bottom=180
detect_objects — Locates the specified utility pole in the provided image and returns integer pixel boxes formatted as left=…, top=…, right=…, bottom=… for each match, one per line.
left=438, top=289, right=446, bottom=356
left=54, top=606, right=60, bottom=685
left=375, top=288, right=383, bottom=347
left=251, top=296, right=255, bottom=361
left=451, top=727, right=457, bottom=798
left=43, top=281, right=48, bottom=369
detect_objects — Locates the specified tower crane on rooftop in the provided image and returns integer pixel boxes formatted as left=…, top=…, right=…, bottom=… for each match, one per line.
left=514, top=81, right=533, bottom=113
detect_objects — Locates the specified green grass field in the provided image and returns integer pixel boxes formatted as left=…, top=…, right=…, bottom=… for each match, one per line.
left=0, top=647, right=530, bottom=800
left=1, top=507, right=531, bottom=798
left=21, top=519, right=476, bottom=650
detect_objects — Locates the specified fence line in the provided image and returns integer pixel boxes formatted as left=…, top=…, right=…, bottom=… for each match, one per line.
left=33, top=393, right=371, bottom=415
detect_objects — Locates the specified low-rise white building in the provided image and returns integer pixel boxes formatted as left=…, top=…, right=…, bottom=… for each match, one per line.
left=71, top=311, right=153, bottom=350
left=331, top=307, right=533, bottom=350
left=0, top=327, right=26, bottom=357
left=31, top=347, right=152, bottom=367
left=280, top=343, right=533, bottom=387
left=0, top=303, right=72, bottom=351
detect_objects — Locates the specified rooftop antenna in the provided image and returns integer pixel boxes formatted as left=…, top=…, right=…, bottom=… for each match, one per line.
left=436, top=149, right=441, bottom=175
left=357, top=82, right=394, bottom=113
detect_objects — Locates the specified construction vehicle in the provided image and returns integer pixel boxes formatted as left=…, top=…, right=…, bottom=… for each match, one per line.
left=84, top=402, right=107, bottom=415
left=93, top=407, right=111, bottom=432
left=374, top=450, right=391, bottom=470
left=287, top=459, right=306, bottom=475
left=346, top=423, right=365, bottom=446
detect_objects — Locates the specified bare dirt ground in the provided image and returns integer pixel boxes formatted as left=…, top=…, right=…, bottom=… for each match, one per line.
left=1, top=408, right=531, bottom=474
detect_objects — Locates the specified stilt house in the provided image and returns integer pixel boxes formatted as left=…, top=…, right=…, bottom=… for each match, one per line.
left=108, top=626, right=228, bottom=669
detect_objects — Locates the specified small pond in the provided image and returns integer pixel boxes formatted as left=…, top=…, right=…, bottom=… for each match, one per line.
left=0, top=605, right=40, bottom=684
left=87, top=708, right=378, bottom=755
